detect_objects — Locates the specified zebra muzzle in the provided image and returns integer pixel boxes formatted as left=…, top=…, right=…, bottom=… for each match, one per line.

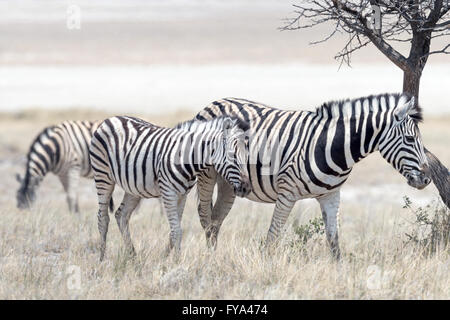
left=407, top=171, right=431, bottom=190
left=234, top=175, right=251, bottom=197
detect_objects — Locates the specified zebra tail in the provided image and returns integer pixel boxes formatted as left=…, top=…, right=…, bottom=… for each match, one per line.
left=109, top=197, right=114, bottom=213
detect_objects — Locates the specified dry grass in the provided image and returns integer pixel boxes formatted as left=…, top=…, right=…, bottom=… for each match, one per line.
left=0, top=196, right=448, bottom=299
left=0, top=109, right=448, bottom=299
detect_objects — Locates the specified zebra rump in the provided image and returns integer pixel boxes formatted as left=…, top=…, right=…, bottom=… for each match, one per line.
left=16, top=120, right=114, bottom=213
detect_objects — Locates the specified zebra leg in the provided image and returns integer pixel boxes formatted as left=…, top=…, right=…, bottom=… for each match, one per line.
left=159, top=194, right=186, bottom=255
left=59, top=167, right=81, bottom=213
left=196, top=169, right=217, bottom=244
left=177, top=194, right=187, bottom=221
left=96, top=184, right=115, bottom=262
left=266, top=193, right=296, bottom=247
left=161, top=191, right=183, bottom=253
left=115, top=192, right=141, bottom=257
left=208, top=175, right=236, bottom=248
left=158, top=198, right=164, bottom=215
left=317, top=191, right=341, bottom=260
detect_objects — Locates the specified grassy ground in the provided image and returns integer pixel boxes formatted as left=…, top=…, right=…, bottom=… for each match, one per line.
left=0, top=110, right=448, bottom=299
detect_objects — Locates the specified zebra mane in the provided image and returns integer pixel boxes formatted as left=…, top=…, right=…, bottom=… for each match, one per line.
left=175, top=116, right=249, bottom=133
left=316, top=93, right=423, bottom=124
left=406, top=100, right=423, bottom=124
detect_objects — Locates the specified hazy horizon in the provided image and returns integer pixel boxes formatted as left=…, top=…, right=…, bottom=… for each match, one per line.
left=1, top=0, right=448, bottom=114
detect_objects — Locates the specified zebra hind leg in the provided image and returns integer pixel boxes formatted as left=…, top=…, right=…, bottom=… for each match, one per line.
left=115, top=193, right=141, bottom=258
left=317, top=191, right=341, bottom=260
left=176, top=194, right=188, bottom=221
left=59, top=167, right=81, bottom=213
left=96, top=184, right=115, bottom=261
left=207, top=175, right=236, bottom=249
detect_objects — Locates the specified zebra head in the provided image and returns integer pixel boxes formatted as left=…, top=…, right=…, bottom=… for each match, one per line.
left=378, top=94, right=430, bottom=190
left=15, top=173, right=40, bottom=209
left=214, top=117, right=251, bottom=197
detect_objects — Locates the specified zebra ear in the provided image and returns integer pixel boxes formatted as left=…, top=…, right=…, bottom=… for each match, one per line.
left=222, top=117, right=234, bottom=135
left=15, top=173, right=22, bottom=183
left=394, top=96, right=415, bottom=121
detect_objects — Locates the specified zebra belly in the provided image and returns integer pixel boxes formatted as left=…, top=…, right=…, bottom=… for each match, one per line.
left=243, top=164, right=341, bottom=203
left=243, top=165, right=280, bottom=203
left=112, top=159, right=161, bottom=198
left=244, top=191, right=276, bottom=203
left=115, top=176, right=161, bottom=198
left=243, top=180, right=334, bottom=203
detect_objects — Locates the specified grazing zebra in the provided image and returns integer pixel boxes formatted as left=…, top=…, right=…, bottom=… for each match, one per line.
left=193, top=93, right=430, bottom=258
left=15, top=120, right=112, bottom=213
left=89, top=116, right=250, bottom=261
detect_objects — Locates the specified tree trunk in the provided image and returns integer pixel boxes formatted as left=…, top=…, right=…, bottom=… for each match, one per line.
left=402, top=69, right=421, bottom=101
left=403, top=68, right=450, bottom=209
left=424, top=148, right=450, bottom=209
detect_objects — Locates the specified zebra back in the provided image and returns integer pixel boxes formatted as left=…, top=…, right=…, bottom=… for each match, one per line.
left=19, top=120, right=101, bottom=187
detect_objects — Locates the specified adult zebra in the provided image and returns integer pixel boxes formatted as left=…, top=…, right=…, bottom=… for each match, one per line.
left=89, top=116, right=250, bottom=261
left=194, top=93, right=430, bottom=258
left=16, top=120, right=110, bottom=213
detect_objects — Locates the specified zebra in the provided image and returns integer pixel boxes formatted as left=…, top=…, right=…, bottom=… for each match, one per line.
left=89, top=115, right=251, bottom=261
left=15, top=120, right=113, bottom=213
left=193, top=93, right=431, bottom=258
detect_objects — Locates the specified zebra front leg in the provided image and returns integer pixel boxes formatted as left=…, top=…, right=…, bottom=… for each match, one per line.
left=208, top=175, right=236, bottom=249
left=115, top=193, right=141, bottom=258
left=161, top=191, right=183, bottom=254
left=266, top=193, right=296, bottom=247
left=317, top=191, right=341, bottom=260
left=59, top=167, right=81, bottom=213
left=196, top=169, right=217, bottom=246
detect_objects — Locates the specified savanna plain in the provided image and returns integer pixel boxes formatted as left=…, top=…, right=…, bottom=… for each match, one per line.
left=0, top=109, right=448, bottom=299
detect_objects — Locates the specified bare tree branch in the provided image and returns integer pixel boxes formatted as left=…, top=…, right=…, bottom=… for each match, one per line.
left=427, top=43, right=450, bottom=55
left=283, top=0, right=450, bottom=69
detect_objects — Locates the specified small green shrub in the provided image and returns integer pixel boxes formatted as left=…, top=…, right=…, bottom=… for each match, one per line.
left=403, top=196, right=450, bottom=255
left=291, top=216, right=325, bottom=247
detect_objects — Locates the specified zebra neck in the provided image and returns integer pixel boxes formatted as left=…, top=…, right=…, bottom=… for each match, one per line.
left=345, top=105, right=393, bottom=168
left=25, top=155, right=49, bottom=180
left=311, top=101, right=393, bottom=174
left=188, top=131, right=222, bottom=168
left=21, top=165, right=43, bottom=193
left=26, top=131, right=59, bottom=178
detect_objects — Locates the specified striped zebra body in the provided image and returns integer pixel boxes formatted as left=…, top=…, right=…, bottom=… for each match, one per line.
left=16, top=120, right=102, bottom=213
left=194, top=93, right=430, bottom=257
left=89, top=116, right=250, bottom=261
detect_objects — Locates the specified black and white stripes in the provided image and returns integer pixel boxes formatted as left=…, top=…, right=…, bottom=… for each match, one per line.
left=15, top=92, right=431, bottom=261
left=193, top=93, right=430, bottom=257
left=16, top=120, right=102, bottom=213
left=89, top=116, right=250, bottom=260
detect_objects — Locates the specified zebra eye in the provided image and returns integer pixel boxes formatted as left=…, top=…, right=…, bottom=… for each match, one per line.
left=405, top=135, right=415, bottom=143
